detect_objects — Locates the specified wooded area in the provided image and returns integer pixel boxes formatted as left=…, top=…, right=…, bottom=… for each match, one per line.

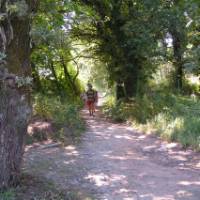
left=0, top=0, right=199, bottom=196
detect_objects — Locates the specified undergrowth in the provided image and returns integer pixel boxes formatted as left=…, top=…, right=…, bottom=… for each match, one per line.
left=28, top=93, right=85, bottom=144
left=103, top=92, right=200, bottom=151
left=0, top=174, right=86, bottom=200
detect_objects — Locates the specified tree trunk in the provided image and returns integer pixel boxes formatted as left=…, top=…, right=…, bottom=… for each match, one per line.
left=116, top=81, right=125, bottom=100
left=50, top=60, right=63, bottom=96
left=169, top=0, right=186, bottom=92
left=60, top=55, right=78, bottom=95
left=116, top=73, right=139, bottom=100
left=0, top=0, right=38, bottom=190
left=172, top=31, right=183, bottom=90
left=124, top=74, right=138, bottom=98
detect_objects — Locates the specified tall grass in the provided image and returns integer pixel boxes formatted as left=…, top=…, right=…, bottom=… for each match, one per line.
left=0, top=190, right=15, bottom=200
left=32, top=93, right=85, bottom=141
left=103, top=93, right=200, bottom=150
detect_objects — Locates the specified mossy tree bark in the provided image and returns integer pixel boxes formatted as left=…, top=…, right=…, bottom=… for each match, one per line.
left=0, top=0, right=38, bottom=190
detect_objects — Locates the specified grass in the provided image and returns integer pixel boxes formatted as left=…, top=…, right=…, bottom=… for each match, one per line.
left=0, top=174, right=88, bottom=200
left=33, top=93, right=85, bottom=133
left=0, top=190, right=15, bottom=200
left=27, top=93, right=85, bottom=145
left=103, top=92, right=200, bottom=151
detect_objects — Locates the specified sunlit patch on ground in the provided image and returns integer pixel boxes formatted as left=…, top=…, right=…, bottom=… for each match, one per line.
left=24, top=108, right=200, bottom=200
left=178, top=181, right=200, bottom=186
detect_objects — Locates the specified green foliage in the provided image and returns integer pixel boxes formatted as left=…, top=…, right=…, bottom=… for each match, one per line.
left=182, top=78, right=200, bottom=95
left=104, top=92, right=200, bottom=150
left=6, top=0, right=28, bottom=16
left=30, top=0, right=200, bottom=150
left=72, top=0, right=200, bottom=97
left=31, top=0, right=83, bottom=98
left=150, top=96, right=200, bottom=150
left=30, top=0, right=199, bottom=98
left=103, top=98, right=126, bottom=123
left=184, top=0, right=200, bottom=75
left=33, top=93, right=85, bottom=138
left=0, top=190, right=15, bottom=200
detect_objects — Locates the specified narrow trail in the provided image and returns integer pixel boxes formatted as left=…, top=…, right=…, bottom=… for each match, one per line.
left=24, top=109, right=200, bottom=200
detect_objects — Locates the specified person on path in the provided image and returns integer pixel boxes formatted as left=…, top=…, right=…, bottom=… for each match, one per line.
left=86, top=83, right=98, bottom=116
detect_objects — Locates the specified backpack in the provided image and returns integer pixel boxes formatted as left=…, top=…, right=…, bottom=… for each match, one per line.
left=86, top=89, right=97, bottom=101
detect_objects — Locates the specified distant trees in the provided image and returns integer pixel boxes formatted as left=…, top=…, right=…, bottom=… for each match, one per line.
left=183, top=0, right=200, bottom=76
left=165, top=0, right=199, bottom=91
left=72, top=0, right=200, bottom=98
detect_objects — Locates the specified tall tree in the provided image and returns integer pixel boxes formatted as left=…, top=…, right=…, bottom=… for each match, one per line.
left=73, top=0, right=164, bottom=98
left=168, top=0, right=187, bottom=91
left=0, top=0, right=38, bottom=189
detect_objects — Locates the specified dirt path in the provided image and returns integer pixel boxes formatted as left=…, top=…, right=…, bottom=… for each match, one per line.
left=24, top=109, right=200, bottom=200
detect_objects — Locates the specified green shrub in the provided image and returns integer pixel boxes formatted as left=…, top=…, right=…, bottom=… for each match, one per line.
left=103, top=93, right=200, bottom=151
left=33, top=94, right=85, bottom=139
left=0, top=190, right=15, bottom=200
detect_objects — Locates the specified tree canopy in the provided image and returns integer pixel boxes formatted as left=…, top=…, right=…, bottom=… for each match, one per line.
left=0, top=0, right=199, bottom=191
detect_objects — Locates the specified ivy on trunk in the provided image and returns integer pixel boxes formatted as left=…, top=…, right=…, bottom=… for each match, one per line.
left=0, top=0, right=38, bottom=190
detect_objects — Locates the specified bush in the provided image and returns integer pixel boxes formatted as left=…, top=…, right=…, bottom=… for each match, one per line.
left=103, top=93, right=200, bottom=151
left=0, top=190, right=15, bottom=200
left=33, top=94, right=85, bottom=140
left=103, top=100, right=125, bottom=122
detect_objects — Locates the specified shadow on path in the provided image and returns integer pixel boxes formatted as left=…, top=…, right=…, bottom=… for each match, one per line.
left=24, top=109, right=200, bottom=200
